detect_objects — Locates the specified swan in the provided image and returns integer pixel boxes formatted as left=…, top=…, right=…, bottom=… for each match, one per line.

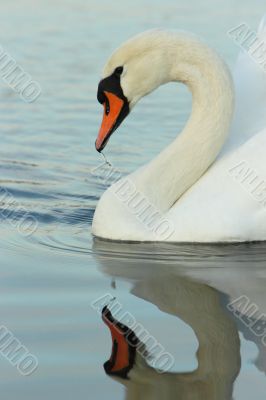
left=92, top=16, right=266, bottom=242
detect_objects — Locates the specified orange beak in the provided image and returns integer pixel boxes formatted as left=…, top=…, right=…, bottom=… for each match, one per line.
left=95, top=91, right=128, bottom=152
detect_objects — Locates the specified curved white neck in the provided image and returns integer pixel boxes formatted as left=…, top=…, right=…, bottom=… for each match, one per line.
left=132, top=35, right=234, bottom=212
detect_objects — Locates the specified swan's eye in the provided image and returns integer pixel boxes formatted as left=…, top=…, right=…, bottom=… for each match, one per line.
left=114, top=66, right=123, bottom=76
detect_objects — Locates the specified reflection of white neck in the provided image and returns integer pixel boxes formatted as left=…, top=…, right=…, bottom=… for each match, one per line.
left=122, top=276, right=240, bottom=400
left=132, top=37, right=234, bottom=212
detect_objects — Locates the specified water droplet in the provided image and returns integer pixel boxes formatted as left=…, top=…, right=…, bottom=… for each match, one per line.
left=101, top=152, right=112, bottom=167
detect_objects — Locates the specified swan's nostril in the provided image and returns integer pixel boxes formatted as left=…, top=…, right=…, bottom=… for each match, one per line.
left=105, top=98, right=110, bottom=115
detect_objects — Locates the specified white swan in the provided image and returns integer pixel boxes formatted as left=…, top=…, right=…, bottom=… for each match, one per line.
left=92, top=16, right=266, bottom=242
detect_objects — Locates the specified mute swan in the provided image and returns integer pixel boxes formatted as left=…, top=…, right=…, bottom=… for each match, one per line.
left=92, top=16, right=266, bottom=242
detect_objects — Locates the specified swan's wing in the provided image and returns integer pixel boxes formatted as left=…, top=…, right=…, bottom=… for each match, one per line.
left=168, top=124, right=266, bottom=242
left=258, top=13, right=266, bottom=37
left=226, top=14, right=266, bottom=150
left=169, top=15, right=266, bottom=242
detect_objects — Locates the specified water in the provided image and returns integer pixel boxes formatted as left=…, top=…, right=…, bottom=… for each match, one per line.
left=0, top=1, right=266, bottom=399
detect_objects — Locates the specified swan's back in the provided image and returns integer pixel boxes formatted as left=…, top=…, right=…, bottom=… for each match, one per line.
left=166, top=15, right=266, bottom=242
left=227, top=14, right=266, bottom=149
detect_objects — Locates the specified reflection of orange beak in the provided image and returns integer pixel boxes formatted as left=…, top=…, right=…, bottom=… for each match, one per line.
left=95, top=91, right=125, bottom=152
left=102, top=306, right=131, bottom=375
left=102, top=306, right=139, bottom=380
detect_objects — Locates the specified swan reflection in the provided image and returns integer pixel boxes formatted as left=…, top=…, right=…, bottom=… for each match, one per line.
left=93, top=240, right=266, bottom=399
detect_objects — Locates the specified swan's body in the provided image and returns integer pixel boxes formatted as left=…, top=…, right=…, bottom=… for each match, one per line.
left=92, top=17, right=266, bottom=242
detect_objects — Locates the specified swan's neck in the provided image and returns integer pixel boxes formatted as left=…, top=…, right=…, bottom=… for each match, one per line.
left=132, top=35, right=234, bottom=212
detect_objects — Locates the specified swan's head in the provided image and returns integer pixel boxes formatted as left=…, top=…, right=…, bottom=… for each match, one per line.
left=102, top=306, right=148, bottom=381
left=95, top=30, right=172, bottom=152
